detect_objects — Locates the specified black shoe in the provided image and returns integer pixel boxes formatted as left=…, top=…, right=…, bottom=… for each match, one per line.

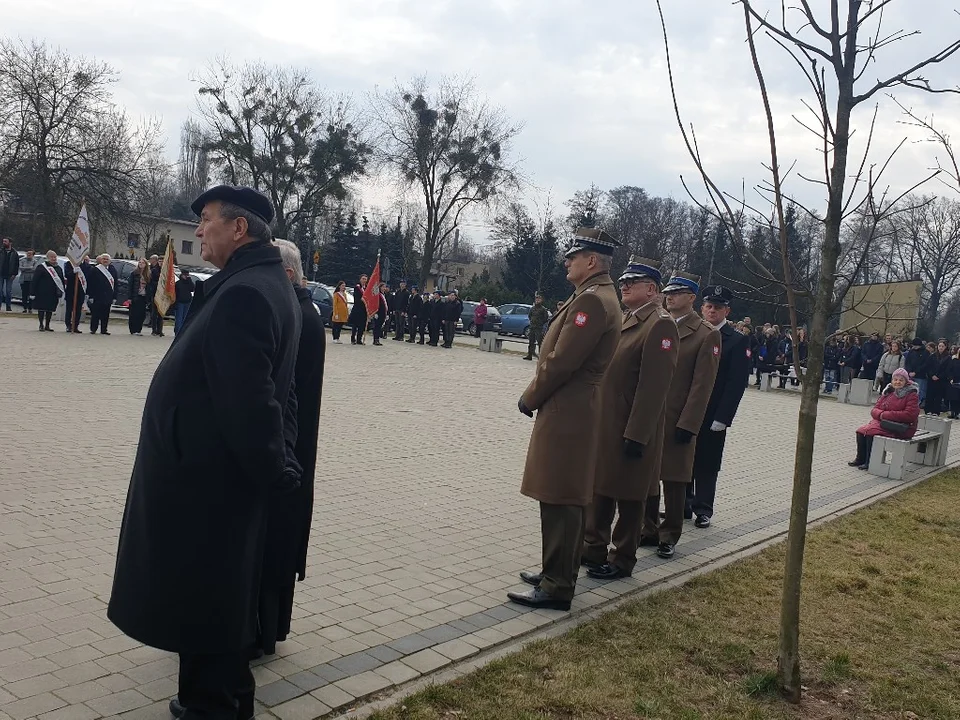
left=418, top=340, right=425, bottom=344
left=522, top=356, right=532, bottom=361
left=373, top=341, right=382, bottom=346
left=101, top=331, right=110, bottom=335
left=519, top=570, right=542, bottom=586
left=168, top=696, right=185, bottom=719
left=656, top=543, right=676, bottom=559
left=847, top=459, right=863, bottom=467
left=586, top=563, right=631, bottom=580
left=38, top=326, right=44, bottom=331
left=72, top=329, right=81, bottom=334
left=694, top=514, right=711, bottom=529
left=506, top=587, right=571, bottom=611
left=580, top=557, right=604, bottom=571
left=638, top=536, right=659, bottom=547
left=45, top=327, right=53, bottom=332
left=405, top=339, right=416, bottom=343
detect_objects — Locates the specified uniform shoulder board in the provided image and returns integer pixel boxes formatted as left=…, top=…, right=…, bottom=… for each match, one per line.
left=584, top=285, right=598, bottom=293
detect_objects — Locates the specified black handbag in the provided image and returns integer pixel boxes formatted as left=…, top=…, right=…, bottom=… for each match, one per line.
left=880, top=419, right=910, bottom=436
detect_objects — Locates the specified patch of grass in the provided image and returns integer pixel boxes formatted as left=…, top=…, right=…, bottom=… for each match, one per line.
left=821, top=653, right=853, bottom=684
left=368, top=470, right=960, bottom=720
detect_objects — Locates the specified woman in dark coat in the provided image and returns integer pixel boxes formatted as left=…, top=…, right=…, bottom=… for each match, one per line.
left=349, top=274, right=368, bottom=344
left=127, top=258, right=150, bottom=335
left=848, top=368, right=920, bottom=469
left=948, top=348, right=960, bottom=420
left=30, top=250, right=65, bottom=331
left=925, top=340, right=953, bottom=416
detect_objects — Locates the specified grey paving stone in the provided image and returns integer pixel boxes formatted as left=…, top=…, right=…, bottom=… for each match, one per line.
left=253, top=681, right=301, bottom=708
left=309, top=663, right=349, bottom=684
left=365, top=645, right=402, bottom=664
left=418, top=624, right=466, bottom=644
left=329, top=651, right=382, bottom=675
left=385, top=633, right=436, bottom=655
left=284, top=671, right=328, bottom=693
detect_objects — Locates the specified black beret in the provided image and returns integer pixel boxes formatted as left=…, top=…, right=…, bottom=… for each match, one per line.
left=191, top=185, right=274, bottom=224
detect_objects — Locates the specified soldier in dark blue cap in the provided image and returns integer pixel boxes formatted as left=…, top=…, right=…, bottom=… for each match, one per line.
left=687, top=284, right=750, bottom=529
left=108, top=184, right=302, bottom=720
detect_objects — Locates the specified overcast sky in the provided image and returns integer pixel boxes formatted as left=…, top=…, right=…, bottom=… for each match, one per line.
left=6, top=0, right=960, bottom=244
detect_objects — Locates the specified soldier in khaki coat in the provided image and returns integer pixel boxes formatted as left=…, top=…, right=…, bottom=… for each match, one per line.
left=581, top=258, right=679, bottom=580
left=642, top=272, right=720, bottom=559
left=508, top=228, right=623, bottom=611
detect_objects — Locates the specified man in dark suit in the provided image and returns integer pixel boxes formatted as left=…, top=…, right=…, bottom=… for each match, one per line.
left=393, top=280, right=410, bottom=340
left=428, top=290, right=444, bottom=346
left=257, top=239, right=326, bottom=657
left=64, top=257, right=89, bottom=333
left=687, top=285, right=750, bottom=528
left=88, top=254, right=118, bottom=335
left=442, top=289, right=463, bottom=348
left=406, top=285, right=422, bottom=342
left=107, top=185, right=301, bottom=720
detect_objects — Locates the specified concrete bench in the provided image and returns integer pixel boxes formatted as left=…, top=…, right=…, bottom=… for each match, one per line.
left=478, top=331, right=503, bottom=353
left=838, top=378, right=877, bottom=406
left=867, top=416, right=951, bottom=480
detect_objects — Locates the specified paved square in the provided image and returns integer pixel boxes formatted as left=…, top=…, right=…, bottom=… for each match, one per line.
left=0, top=314, right=955, bottom=719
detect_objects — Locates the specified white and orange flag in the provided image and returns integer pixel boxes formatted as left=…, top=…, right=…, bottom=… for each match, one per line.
left=66, top=203, right=90, bottom=264
left=362, top=251, right=382, bottom=316
left=154, top=238, right=177, bottom=316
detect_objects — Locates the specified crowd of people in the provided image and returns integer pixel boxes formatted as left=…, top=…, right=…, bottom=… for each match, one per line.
left=328, top=275, right=467, bottom=348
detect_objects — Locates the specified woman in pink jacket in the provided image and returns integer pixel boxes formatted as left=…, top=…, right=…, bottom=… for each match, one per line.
left=848, top=367, right=920, bottom=469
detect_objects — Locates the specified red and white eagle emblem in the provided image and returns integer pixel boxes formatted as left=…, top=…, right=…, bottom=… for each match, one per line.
left=574, top=312, right=588, bottom=327
left=661, top=338, right=673, bottom=351
left=713, top=345, right=720, bottom=356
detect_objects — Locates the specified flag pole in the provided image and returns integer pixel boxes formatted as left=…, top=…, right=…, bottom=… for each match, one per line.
left=69, top=198, right=85, bottom=332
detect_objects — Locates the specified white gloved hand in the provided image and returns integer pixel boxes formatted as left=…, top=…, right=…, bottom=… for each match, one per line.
left=710, top=421, right=727, bottom=432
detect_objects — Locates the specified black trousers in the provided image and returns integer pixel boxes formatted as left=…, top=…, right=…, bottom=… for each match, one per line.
left=418, top=318, right=428, bottom=342
left=442, top=320, right=456, bottom=346
left=406, top=316, right=418, bottom=340
left=65, top=294, right=85, bottom=330
left=351, top=321, right=365, bottom=344
left=37, top=310, right=52, bottom=328
left=90, top=298, right=111, bottom=334
left=429, top=319, right=441, bottom=345
left=372, top=316, right=385, bottom=343
left=854, top=432, right=876, bottom=465
left=950, top=385, right=960, bottom=416
left=128, top=296, right=147, bottom=334
left=331, top=322, right=344, bottom=341
left=393, top=312, right=405, bottom=339
left=21, top=281, right=31, bottom=310
left=150, top=305, right=164, bottom=335
left=926, top=378, right=949, bottom=415
left=178, top=651, right=254, bottom=720
left=688, top=428, right=727, bottom=518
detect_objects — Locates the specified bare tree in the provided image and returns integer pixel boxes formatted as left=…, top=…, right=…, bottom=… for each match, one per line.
left=656, top=0, right=960, bottom=701
left=196, top=60, right=371, bottom=239
left=371, top=75, right=522, bottom=287
left=0, top=39, right=163, bottom=250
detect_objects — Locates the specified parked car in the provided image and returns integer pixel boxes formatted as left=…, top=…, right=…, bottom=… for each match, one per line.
left=458, top=301, right=502, bottom=336
left=497, top=303, right=535, bottom=337
left=305, top=281, right=333, bottom=326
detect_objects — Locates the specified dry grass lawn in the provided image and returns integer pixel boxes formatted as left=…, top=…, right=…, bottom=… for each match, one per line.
left=367, top=470, right=960, bottom=719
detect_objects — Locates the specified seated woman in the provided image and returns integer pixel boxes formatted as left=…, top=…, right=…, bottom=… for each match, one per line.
left=848, top=368, right=920, bottom=470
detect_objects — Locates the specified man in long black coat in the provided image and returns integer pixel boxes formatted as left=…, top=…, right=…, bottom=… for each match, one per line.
left=64, top=257, right=88, bottom=333
left=405, top=285, right=422, bottom=342
left=429, top=290, right=444, bottom=346
left=257, top=240, right=326, bottom=656
left=87, top=254, right=118, bottom=335
left=107, top=186, right=301, bottom=720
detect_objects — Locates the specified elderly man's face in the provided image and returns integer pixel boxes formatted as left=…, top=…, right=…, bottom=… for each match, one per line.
left=196, top=201, right=243, bottom=269
left=702, top=301, right=730, bottom=326
left=46, top=251, right=57, bottom=263
left=99, top=255, right=111, bottom=265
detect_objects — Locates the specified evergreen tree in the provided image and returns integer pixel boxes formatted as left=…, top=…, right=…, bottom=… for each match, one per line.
left=498, top=204, right=568, bottom=303
left=317, top=209, right=373, bottom=285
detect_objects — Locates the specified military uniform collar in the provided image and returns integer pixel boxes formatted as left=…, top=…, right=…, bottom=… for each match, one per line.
left=574, top=272, right=613, bottom=295
left=677, top=311, right=703, bottom=339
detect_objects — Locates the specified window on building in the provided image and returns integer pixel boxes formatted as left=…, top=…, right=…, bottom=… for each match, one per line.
left=127, top=233, right=140, bottom=248
left=181, top=240, right=194, bottom=255
left=457, top=267, right=464, bottom=276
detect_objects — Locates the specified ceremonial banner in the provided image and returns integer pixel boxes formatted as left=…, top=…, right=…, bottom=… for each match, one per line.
left=362, top=252, right=382, bottom=317
left=67, top=204, right=91, bottom=264
left=154, top=238, right=177, bottom=316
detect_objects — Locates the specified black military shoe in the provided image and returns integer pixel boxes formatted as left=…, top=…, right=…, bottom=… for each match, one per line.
left=656, top=543, right=676, bottom=559
left=586, top=563, right=631, bottom=580
left=638, top=536, right=658, bottom=547
left=580, top=557, right=604, bottom=571
left=519, top=570, right=542, bottom=586
left=168, top=697, right=185, bottom=719
left=507, top=587, right=571, bottom=611
left=694, top=514, right=711, bottom=528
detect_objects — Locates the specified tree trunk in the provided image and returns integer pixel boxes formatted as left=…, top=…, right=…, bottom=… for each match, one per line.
left=776, top=92, right=851, bottom=700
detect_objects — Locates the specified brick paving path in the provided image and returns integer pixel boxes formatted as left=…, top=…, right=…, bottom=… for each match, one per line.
left=0, top=313, right=955, bottom=720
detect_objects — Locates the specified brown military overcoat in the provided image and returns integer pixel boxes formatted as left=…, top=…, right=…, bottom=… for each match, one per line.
left=659, top=313, right=721, bottom=483
left=520, top=272, right=622, bottom=507
left=593, top=302, right=679, bottom=502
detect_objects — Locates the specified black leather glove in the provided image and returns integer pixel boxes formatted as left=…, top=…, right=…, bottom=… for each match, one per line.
left=675, top=428, right=695, bottom=444
left=518, top=397, right=533, bottom=418
left=623, top=438, right=645, bottom=458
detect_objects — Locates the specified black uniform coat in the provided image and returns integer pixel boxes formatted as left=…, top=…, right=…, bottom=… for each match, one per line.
left=88, top=263, right=118, bottom=302
left=408, top=292, right=422, bottom=320
left=30, top=262, right=65, bottom=312
left=702, top=321, right=750, bottom=429
left=259, top=284, right=326, bottom=653
left=107, top=241, right=301, bottom=655
left=349, top=283, right=367, bottom=327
